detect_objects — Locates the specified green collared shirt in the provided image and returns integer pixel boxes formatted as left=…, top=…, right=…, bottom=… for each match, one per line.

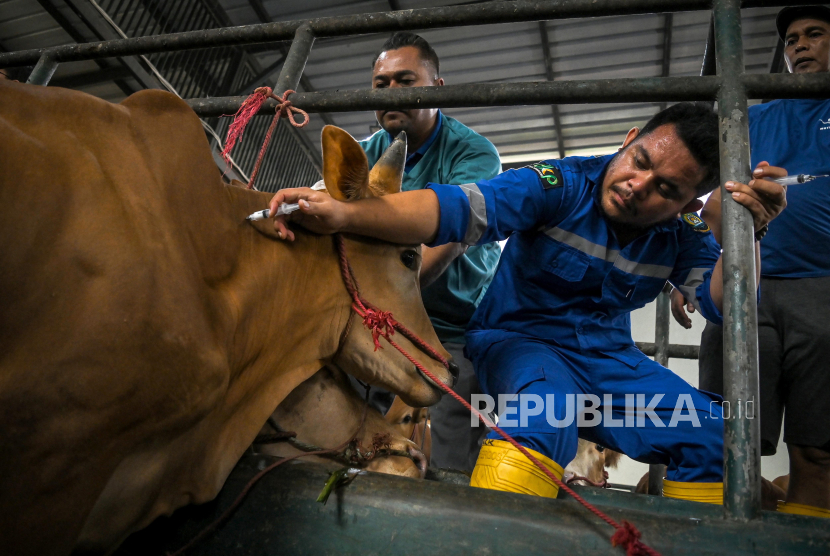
left=360, top=113, right=502, bottom=344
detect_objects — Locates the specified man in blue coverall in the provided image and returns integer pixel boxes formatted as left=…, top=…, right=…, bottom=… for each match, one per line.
left=357, top=32, right=502, bottom=473
left=672, top=6, right=830, bottom=518
left=269, top=103, right=787, bottom=503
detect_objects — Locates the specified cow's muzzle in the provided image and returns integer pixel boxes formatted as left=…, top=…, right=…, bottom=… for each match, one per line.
left=448, top=361, right=460, bottom=386
left=416, top=359, right=458, bottom=391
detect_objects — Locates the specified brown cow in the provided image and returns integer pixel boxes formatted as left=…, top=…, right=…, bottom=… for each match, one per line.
left=563, top=440, right=623, bottom=487
left=385, top=395, right=432, bottom=462
left=256, top=365, right=428, bottom=478
left=0, top=80, right=453, bottom=556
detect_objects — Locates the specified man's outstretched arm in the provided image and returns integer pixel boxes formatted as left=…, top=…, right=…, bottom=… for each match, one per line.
left=268, top=188, right=441, bottom=244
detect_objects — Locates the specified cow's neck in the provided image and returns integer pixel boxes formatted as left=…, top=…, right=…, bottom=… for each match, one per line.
left=220, top=186, right=351, bottom=401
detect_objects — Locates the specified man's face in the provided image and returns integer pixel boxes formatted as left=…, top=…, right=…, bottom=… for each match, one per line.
left=784, top=18, right=830, bottom=74
left=372, top=46, right=443, bottom=138
left=600, top=124, right=707, bottom=229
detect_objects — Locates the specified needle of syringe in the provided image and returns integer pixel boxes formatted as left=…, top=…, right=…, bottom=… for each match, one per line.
left=772, top=174, right=829, bottom=186
left=245, top=203, right=300, bottom=221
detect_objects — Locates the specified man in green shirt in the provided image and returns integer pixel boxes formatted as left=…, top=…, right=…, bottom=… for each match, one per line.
left=361, top=32, right=502, bottom=472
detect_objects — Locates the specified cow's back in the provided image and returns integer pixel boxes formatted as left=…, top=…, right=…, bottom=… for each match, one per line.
left=0, top=81, right=239, bottom=555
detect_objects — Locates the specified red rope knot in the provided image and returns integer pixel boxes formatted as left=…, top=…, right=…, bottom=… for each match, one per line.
left=220, top=87, right=309, bottom=190
left=611, top=521, right=651, bottom=556
left=360, top=307, right=396, bottom=351
left=273, top=89, right=308, bottom=128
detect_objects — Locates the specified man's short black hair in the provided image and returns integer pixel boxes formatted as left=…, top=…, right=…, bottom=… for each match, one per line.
left=776, top=5, right=830, bottom=41
left=637, top=103, right=720, bottom=196
left=372, top=32, right=440, bottom=78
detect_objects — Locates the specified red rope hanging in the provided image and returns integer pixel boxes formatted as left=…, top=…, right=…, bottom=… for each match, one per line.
left=333, top=234, right=660, bottom=556
left=221, top=87, right=309, bottom=191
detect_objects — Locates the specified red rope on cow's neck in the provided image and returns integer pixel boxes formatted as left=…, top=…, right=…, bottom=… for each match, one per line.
left=334, top=235, right=449, bottom=369
left=220, top=87, right=308, bottom=191
left=333, top=234, right=660, bottom=556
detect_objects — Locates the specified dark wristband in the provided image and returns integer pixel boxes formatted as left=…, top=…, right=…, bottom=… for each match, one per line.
left=754, top=224, right=768, bottom=242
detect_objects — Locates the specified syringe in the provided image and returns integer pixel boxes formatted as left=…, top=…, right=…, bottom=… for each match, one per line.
left=246, top=203, right=299, bottom=221
left=771, top=174, right=829, bottom=186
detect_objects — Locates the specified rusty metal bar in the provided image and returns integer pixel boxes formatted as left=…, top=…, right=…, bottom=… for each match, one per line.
left=25, top=54, right=59, bottom=85
left=186, top=76, right=723, bottom=116
left=647, top=286, right=672, bottom=496
left=1, top=0, right=717, bottom=67
left=270, top=24, right=321, bottom=171
left=635, top=342, right=700, bottom=360
left=273, top=24, right=314, bottom=97
left=182, top=72, right=830, bottom=116
left=714, top=0, right=762, bottom=522
left=538, top=21, right=566, bottom=159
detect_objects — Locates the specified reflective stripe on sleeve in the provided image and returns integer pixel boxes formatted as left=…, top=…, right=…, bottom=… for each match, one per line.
left=459, top=183, right=488, bottom=245
left=677, top=267, right=709, bottom=312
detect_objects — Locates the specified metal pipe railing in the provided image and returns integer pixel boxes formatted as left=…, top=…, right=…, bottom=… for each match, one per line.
left=25, top=54, right=59, bottom=86
left=273, top=24, right=314, bottom=97
left=714, top=0, right=763, bottom=521
left=0, top=0, right=711, bottom=68
left=182, top=73, right=830, bottom=116
left=0, top=1, right=818, bottom=69
left=636, top=342, right=700, bottom=360
left=648, top=287, right=672, bottom=496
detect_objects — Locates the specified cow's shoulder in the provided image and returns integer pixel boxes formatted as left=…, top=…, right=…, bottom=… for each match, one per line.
left=120, top=89, right=204, bottom=137
left=120, top=89, right=193, bottom=116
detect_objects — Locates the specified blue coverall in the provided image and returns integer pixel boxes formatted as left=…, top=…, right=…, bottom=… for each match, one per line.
left=427, top=154, right=725, bottom=483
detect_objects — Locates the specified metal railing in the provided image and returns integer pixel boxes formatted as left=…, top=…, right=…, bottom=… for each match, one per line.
left=5, top=0, right=829, bottom=522
left=22, top=0, right=320, bottom=193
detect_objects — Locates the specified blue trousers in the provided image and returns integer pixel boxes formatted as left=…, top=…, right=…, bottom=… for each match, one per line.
left=468, top=337, right=724, bottom=483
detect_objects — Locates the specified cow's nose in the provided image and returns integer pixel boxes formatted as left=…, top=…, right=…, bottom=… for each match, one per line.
left=448, top=360, right=460, bottom=386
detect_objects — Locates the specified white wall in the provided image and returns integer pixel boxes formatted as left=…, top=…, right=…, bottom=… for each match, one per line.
left=611, top=300, right=790, bottom=487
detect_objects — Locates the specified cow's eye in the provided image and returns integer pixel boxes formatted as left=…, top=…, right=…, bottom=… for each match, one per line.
left=400, top=250, right=418, bottom=270
left=401, top=415, right=412, bottom=425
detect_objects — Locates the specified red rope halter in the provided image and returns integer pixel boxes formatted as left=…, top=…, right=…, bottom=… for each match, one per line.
left=221, top=87, right=309, bottom=191
left=332, top=235, right=660, bottom=556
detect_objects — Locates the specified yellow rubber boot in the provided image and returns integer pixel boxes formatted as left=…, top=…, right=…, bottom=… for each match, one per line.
left=662, top=479, right=723, bottom=505
left=470, top=439, right=564, bottom=498
left=778, top=501, right=830, bottom=518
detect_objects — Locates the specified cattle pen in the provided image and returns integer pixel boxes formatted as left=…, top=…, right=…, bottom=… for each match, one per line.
left=2, top=0, right=829, bottom=554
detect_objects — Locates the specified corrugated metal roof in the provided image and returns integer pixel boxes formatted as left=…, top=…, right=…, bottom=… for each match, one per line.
left=1, top=0, right=783, bottom=166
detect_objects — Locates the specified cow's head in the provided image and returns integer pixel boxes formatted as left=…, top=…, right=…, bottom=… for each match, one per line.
left=385, top=396, right=431, bottom=462
left=321, top=126, right=455, bottom=407
left=258, top=366, right=427, bottom=479
left=563, top=440, right=622, bottom=487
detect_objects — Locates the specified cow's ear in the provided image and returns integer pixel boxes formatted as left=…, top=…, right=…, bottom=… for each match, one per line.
left=321, top=126, right=370, bottom=201
left=367, top=131, right=406, bottom=197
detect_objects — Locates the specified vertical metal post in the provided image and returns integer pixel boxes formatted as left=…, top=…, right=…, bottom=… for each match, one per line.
left=26, top=53, right=59, bottom=85
left=713, top=0, right=762, bottom=521
left=273, top=23, right=315, bottom=97
left=648, top=285, right=671, bottom=495
left=272, top=23, right=321, bottom=173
